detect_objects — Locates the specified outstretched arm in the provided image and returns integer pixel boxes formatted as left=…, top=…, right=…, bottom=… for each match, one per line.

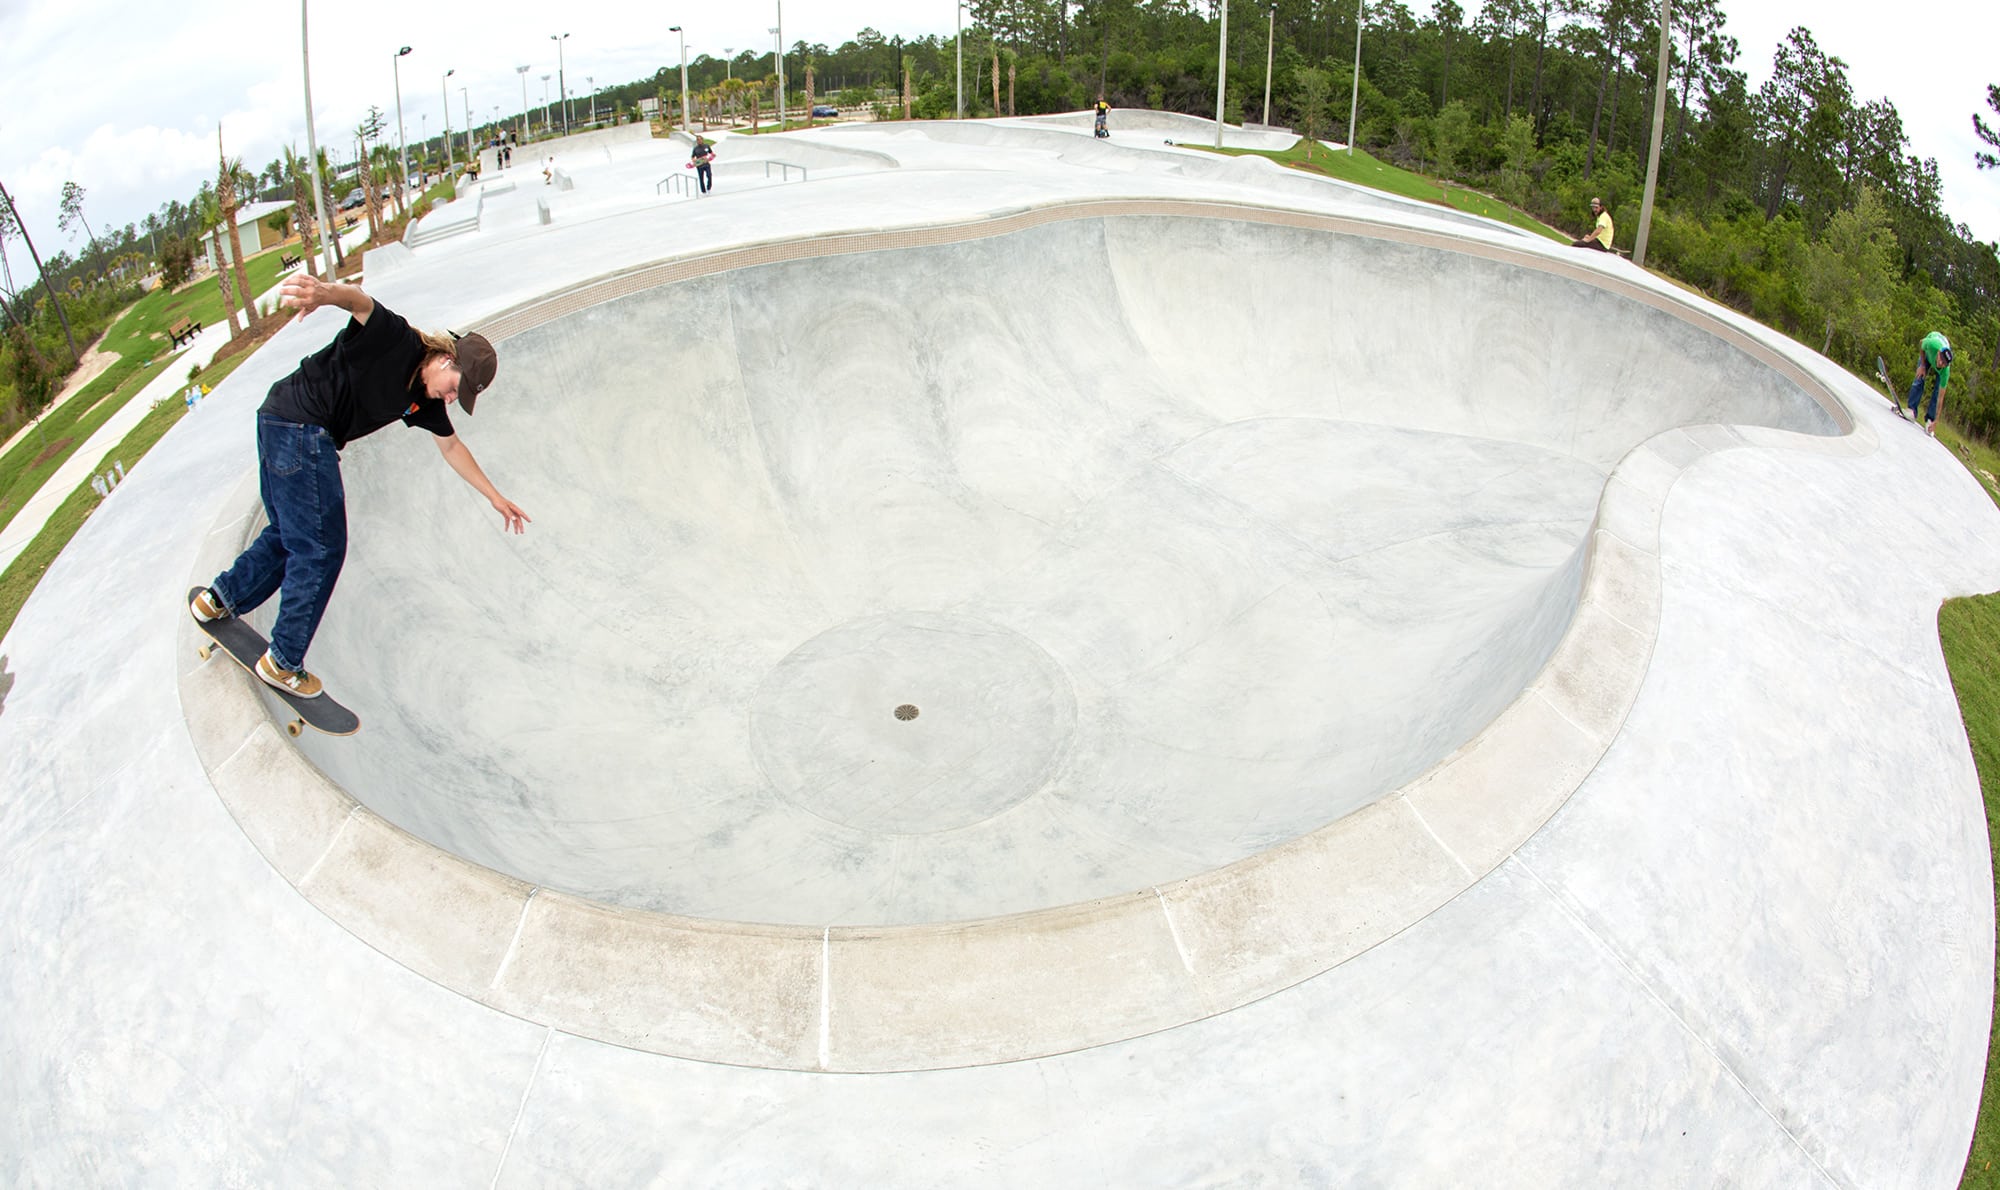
left=279, top=273, right=374, bottom=324
left=435, top=434, right=530, bottom=533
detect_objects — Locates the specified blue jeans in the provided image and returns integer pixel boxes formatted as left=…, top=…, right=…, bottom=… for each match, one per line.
left=1907, top=368, right=1943, bottom=422
left=209, top=414, right=347, bottom=672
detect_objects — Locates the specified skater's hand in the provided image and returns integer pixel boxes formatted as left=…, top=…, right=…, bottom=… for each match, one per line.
left=491, top=496, right=531, bottom=534
left=279, top=274, right=371, bottom=322
left=279, top=273, right=329, bottom=313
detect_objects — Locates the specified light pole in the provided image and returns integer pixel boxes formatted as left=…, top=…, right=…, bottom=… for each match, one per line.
left=541, top=75, right=552, bottom=134
left=669, top=27, right=688, bottom=133
left=441, top=67, right=455, bottom=170
left=460, top=86, right=472, bottom=167
left=301, top=0, right=336, bottom=275
left=1347, top=0, right=1361, bottom=156
left=1262, top=4, right=1275, bottom=128
left=516, top=65, right=529, bottom=142
left=955, top=1, right=964, bottom=119
left=724, top=48, right=734, bottom=81
left=1633, top=0, right=1672, bottom=266
left=769, top=26, right=782, bottom=129
left=775, top=3, right=786, bottom=129
left=393, top=45, right=411, bottom=208
left=1213, top=0, right=1229, bottom=149
left=586, top=77, right=597, bottom=127
left=550, top=33, right=571, bottom=135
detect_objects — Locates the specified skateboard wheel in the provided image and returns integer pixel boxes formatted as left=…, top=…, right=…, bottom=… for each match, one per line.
left=198, top=643, right=214, bottom=660
left=287, top=720, right=303, bottom=737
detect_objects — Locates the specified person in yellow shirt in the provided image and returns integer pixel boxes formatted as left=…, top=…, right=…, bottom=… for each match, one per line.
left=1571, top=196, right=1613, bottom=252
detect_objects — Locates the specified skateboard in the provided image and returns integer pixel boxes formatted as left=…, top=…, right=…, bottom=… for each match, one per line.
left=188, top=588, right=359, bottom=737
left=1877, top=356, right=1911, bottom=420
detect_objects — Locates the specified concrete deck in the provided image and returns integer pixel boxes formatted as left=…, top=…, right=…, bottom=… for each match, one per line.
left=4, top=116, right=1998, bottom=1184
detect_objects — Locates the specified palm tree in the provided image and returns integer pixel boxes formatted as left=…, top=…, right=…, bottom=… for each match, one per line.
left=216, top=132, right=258, bottom=328
left=314, top=147, right=345, bottom=270
left=283, top=147, right=320, bottom=279
left=194, top=186, right=243, bottom=338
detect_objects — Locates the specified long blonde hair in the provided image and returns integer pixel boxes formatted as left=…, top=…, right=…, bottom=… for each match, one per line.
left=409, top=328, right=457, bottom=391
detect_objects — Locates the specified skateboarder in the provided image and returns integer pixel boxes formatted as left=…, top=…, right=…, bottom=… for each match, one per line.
left=1905, top=330, right=1953, bottom=436
left=691, top=135, right=716, bottom=194
left=190, top=273, right=529, bottom=698
left=1571, top=197, right=1613, bottom=252
left=1094, top=98, right=1110, bottom=138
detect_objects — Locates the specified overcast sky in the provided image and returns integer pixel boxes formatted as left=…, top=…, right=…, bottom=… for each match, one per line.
left=1, top=0, right=1995, bottom=288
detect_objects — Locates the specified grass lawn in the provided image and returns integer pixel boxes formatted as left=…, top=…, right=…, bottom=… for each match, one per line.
left=1179, top=139, right=1570, bottom=242
left=0, top=351, right=170, bottom=536
left=119, top=245, right=301, bottom=361
left=0, top=349, right=253, bottom=641
left=0, top=242, right=303, bottom=527
left=1946, top=422, right=2000, bottom=1188
left=1949, top=581, right=2000, bottom=1189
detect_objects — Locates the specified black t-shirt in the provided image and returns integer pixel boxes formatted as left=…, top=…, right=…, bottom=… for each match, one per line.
left=260, top=302, right=455, bottom=449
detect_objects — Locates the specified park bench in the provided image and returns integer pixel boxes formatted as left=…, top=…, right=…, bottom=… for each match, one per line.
left=168, top=317, right=202, bottom=348
left=280, top=253, right=302, bottom=271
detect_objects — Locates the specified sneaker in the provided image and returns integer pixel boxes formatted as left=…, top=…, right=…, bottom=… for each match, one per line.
left=1926, top=421, right=1937, bottom=437
left=256, top=651, right=324, bottom=699
left=190, top=587, right=231, bottom=622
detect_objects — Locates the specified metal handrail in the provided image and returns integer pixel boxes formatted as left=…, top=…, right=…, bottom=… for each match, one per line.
left=763, top=161, right=808, bottom=182
left=656, top=172, right=692, bottom=196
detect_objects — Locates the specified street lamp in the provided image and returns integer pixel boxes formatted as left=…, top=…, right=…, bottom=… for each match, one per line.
left=460, top=86, right=472, bottom=168
left=1347, top=0, right=1362, bottom=156
left=724, top=48, right=734, bottom=81
left=669, top=27, right=688, bottom=133
left=300, top=0, right=336, bottom=275
left=1633, top=0, right=1672, bottom=266
left=550, top=33, right=571, bottom=135
left=441, top=67, right=455, bottom=170
left=769, top=26, right=782, bottom=129
left=1263, top=4, right=1275, bottom=128
left=955, top=1, right=964, bottom=119
left=392, top=46, right=411, bottom=210
left=1213, top=0, right=1228, bottom=149
left=585, top=76, right=597, bottom=127
left=541, top=74, right=552, bottom=133
left=774, top=3, right=786, bottom=130
left=516, top=65, right=529, bottom=143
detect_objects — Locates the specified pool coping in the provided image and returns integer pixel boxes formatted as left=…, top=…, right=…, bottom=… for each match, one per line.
left=175, top=198, right=1866, bottom=1073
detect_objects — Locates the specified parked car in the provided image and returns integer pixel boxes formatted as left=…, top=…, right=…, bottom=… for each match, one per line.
left=339, top=188, right=366, bottom=210
left=811, top=105, right=838, bottom=118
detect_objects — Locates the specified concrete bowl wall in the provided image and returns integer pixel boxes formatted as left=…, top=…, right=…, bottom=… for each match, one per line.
left=179, top=199, right=1853, bottom=1072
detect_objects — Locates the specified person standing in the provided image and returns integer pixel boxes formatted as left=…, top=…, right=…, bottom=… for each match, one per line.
left=691, top=135, right=716, bottom=194
left=1904, top=331, right=1954, bottom=435
left=1094, top=98, right=1110, bottom=139
left=189, top=273, right=529, bottom=697
left=1571, top=197, right=1613, bottom=252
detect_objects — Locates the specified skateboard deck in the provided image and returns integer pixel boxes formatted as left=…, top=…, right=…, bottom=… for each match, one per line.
left=188, top=588, right=359, bottom=737
left=1876, top=356, right=1910, bottom=419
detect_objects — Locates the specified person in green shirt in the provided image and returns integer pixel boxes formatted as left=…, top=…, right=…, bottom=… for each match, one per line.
left=1571, top=197, right=1613, bottom=252
left=1901, top=331, right=1953, bottom=435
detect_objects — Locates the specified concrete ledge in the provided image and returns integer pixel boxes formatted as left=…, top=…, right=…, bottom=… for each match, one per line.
left=176, top=200, right=1859, bottom=1072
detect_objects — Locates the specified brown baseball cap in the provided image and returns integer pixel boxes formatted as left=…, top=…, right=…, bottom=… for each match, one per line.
left=452, top=332, right=497, bottom=413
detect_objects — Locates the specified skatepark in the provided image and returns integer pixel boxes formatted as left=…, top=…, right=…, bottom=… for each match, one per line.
left=5, top=114, right=2000, bottom=1183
